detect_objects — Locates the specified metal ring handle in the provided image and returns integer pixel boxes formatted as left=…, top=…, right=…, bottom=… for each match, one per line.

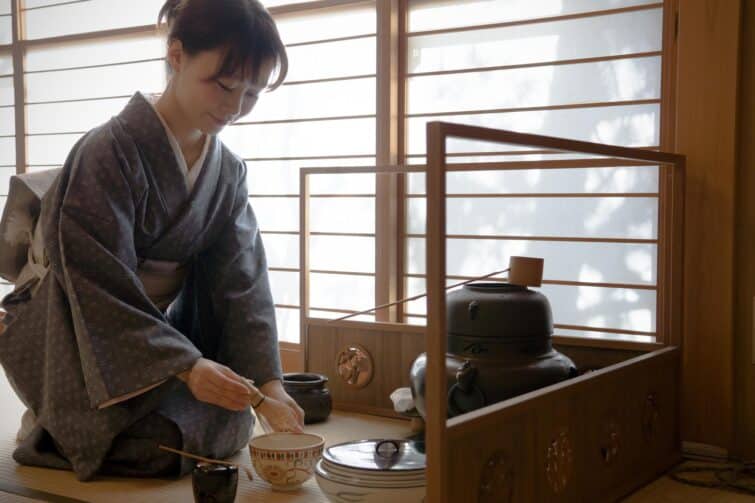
left=375, top=439, right=400, bottom=458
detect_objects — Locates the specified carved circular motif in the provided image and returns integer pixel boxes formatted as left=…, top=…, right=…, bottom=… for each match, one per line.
left=600, top=421, right=621, bottom=465
left=479, top=450, right=514, bottom=503
left=546, top=429, right=573, bottom=494
left=642, top=392, right=660, bottom=442
left=334, top=344, right=374, bottom=388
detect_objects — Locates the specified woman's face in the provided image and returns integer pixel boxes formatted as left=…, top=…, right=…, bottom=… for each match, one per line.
left=167, top=41, right=272, bottom=135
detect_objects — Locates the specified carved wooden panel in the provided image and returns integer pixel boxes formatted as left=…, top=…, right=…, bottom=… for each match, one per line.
left=444, top=348, right=680, bottom=502
left=305, top=320, right=425, bottom=415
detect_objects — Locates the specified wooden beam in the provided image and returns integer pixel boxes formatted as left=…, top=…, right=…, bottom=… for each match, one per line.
left=11, top=0, right=25, bottom=174
left=375, top=0, right=400, bottom=322
left=425, top=121, right=448, bottom=503
left=675, top=0, right=741, bottom=450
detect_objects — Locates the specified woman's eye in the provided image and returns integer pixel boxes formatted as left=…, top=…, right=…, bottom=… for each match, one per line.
left=216, top=80, right=232, bottom=92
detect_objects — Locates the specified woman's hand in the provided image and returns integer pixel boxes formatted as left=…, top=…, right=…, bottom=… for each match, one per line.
left=256, top=379, right=305, bottom=433
left=178, top=358, right=251, bottom=411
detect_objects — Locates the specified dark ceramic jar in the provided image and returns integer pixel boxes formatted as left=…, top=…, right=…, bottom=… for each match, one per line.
left=410, top=283, right=577, bottom=418
left=283, top=372, right=332, bottom=424
left=192, top=463, right=238, bottom=503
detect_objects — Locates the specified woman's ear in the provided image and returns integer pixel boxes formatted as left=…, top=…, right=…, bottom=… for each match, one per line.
left=166, top=39, right=184, bottom=74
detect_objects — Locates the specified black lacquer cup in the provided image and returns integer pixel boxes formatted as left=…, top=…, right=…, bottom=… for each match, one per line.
left=192, top=463, right=238, bottom=503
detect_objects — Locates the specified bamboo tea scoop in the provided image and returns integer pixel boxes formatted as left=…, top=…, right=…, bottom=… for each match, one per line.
left=158, top=445, right=255, bottom=481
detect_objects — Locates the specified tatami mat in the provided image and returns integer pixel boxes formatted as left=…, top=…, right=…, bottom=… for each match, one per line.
left=0, top=370, right=411, bottom=502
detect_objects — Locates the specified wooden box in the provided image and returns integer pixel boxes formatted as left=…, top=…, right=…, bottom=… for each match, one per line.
left=303, top=318, right=679, bottom=502
left=299, top=122, right=685, bottom=502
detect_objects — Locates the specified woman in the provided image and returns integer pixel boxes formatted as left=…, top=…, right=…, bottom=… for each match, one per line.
left=0, top=0, right=303, bottom=481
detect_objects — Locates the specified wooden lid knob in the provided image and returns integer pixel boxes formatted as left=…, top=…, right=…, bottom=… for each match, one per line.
left=508, top=256, right=544, bottom=287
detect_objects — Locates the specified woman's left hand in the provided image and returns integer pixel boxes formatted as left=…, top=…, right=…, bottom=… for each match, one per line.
left=259, top=379, right=305, bottom=431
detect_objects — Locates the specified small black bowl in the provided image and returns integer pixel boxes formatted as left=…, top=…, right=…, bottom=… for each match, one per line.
left=192, top=463, right=238, bottom=503
left=283, top=372, right=332, bottom=424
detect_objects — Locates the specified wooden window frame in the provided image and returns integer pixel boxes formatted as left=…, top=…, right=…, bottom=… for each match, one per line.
left=5, top=0, right=741, bottom=457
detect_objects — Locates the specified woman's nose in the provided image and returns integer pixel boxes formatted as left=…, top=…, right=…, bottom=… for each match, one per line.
left=223, top=91, right=244, bottom=117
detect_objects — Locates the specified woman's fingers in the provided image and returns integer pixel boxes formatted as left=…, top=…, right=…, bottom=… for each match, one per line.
left=184, top=359, right=252, bottom=411
left=257, top=397, right=304, bottom=433
left=191, top=380, right=248, bottom=410
left=292, top=403, right=305, bottom=426
left=209, top=366, right=251, bottom=398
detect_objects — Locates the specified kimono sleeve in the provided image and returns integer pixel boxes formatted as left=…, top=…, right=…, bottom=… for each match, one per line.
left=51, top=132, right=202, bottom=408
left=203, top=162, right=282, bottom=386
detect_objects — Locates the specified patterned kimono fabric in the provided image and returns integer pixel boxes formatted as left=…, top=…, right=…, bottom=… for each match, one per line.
left=0, top=92, right=282, bottom=481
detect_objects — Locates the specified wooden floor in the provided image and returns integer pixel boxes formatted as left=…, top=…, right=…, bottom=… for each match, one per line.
left=624, top=475, right=754, bottom=502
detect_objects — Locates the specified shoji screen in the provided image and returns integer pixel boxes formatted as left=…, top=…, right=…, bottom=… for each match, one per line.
left=220, top=1, right=378, bottom=342
left=403, top=1, right=665, bottom=343
left=22, top=0, right=165, bottom=172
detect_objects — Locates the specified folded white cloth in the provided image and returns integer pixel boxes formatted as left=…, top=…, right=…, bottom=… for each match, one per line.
left=390, top=387, right=415, bottom=413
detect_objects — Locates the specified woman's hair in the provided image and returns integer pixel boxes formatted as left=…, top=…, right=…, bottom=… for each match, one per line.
left=157, top=0, right=288, bottom=91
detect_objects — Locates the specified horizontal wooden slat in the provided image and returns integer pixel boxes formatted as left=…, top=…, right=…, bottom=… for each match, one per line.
left=309, top=305, right=358, bottom=314
left=26, top=131, right=86, bottom=136
left=24, top=57, right=164, bottom=74
left=15, top=0, right=370, bottom=47
left=284, top=73, right=376, bottom=86
left=269, top=0, right=373, bottom=16
left=405, top=233, right=657, bottom=244
left=306, top=316, right=427, bottom=334
left=285, top=32, right=375, bottom=48
left=312, top=269, right=373, bottom=277
left=245, top=154, right=376, bottom=162
left=407, top=51, right=663, bottom=78
left=404, top=273, right=657, bottom=291
left=21, top=0, right=88, bottom=11
left=555, top=323, right=654, bottom=336
left=552, top=334, right=663, bottom=352
left=406, top=192, right=659, bottom=198
left=310, top=231, right=375, bottom=237
left=275, top=303, right=300, bottom=310
left=438, top=122, right=682, bottom=164
left=405, top=147, right=660, bottom=158
left=233, top=113, right=376, bottom=126
left=403, top=312, right=655, bottom=337
left=251, top=193, right=375, bottom=198
left=261, top=230, right=300, bottom=235
left=407, top=159, right=656, bottom=172
left=408, top=3, right=663, bottom=37
left=270, top=266, right=375, bottom=278
left=406, top=99, right=661, bottom=118
left=26, top=94, right=131, bottom=106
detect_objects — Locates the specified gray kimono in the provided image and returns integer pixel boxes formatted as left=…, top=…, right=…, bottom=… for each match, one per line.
left=0, top=93, right=282, bottom=480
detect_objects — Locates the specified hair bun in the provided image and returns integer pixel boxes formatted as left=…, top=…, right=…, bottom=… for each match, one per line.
left=157, top=0, right=185, bottom=29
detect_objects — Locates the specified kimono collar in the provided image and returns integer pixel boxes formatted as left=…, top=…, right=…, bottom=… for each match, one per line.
left=116, top=92, right=220, bottom=219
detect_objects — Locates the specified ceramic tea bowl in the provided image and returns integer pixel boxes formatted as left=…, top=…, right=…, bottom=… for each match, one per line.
left=248, top=432, right=325, bottom=491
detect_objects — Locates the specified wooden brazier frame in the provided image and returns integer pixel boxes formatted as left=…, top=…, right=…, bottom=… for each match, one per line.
left=300, top=122, right=685, bottom=502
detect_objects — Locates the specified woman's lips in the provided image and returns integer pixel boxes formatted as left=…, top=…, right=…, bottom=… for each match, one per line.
left=209, top=114, right=228, bottom=127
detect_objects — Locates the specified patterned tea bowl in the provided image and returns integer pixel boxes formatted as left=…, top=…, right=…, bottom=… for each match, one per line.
left=248, top=432, right=325, bottom=491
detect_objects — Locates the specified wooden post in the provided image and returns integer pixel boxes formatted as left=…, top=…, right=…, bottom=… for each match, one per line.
left=675, top=0, right=741, bottom=451
left=425, top=121, right=448, bottom=503
left=11, top=0, right=25, bottom=175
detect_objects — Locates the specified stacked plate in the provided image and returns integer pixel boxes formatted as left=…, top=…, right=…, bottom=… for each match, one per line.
left=315, top=438, right=426, bottom=503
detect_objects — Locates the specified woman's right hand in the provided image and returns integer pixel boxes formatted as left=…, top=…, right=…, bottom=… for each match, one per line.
left=255, top=395, right=304, bottom=433
left=178, top=357, right=251, bottom=411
